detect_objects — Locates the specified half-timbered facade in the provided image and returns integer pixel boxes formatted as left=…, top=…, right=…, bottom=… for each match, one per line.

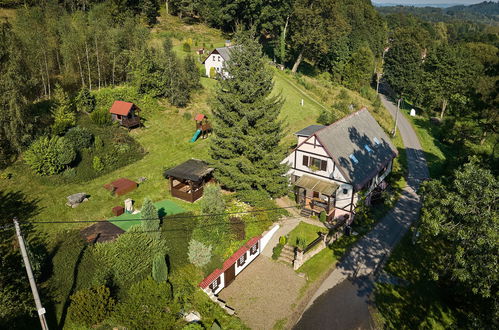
left=282, top=108, right=398, bottom=223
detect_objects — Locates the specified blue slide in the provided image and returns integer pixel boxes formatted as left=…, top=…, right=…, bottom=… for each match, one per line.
left=190, top=129, right=202, bottom=142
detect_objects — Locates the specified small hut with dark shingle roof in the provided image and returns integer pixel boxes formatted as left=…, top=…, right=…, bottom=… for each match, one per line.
left=163, top=159, right=214, bottom=202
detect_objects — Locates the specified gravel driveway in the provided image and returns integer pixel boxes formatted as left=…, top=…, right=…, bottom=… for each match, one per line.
left=219, top=256, right=306, bottom=329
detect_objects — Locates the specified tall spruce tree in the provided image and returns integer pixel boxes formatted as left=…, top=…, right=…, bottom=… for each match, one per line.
left=210, top=34, right=287, bottom=197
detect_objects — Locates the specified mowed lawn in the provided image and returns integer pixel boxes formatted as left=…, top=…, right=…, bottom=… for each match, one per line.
left=0, top=98, right=210, bottom=242
left=287, top=221, right=327, bottom=247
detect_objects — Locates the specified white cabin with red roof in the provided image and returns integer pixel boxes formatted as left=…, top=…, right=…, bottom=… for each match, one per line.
left=109, top=101, right=140, bottom=128
left=199, top=225, right=279, bottom=296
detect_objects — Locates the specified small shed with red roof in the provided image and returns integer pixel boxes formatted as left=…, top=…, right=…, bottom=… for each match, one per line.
left=199, top=235, right=262, bottom=295
left=109, top=101, right=141, bottom=128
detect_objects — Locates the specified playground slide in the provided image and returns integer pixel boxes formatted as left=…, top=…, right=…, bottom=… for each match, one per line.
left=190, top=129, right=201, bottom=142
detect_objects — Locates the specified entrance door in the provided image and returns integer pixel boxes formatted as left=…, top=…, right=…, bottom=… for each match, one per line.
left=224, top=263, right=236, bottom=287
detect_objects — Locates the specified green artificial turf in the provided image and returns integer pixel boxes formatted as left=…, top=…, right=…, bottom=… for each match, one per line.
left=109, top=199, right=186, bottom=231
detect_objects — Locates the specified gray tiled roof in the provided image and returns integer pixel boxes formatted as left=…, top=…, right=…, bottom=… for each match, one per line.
left=314, top=108, right=397, bottom=190
left=294, top=125, right=325, bottom=137
left=215, top=45, right=239, bottom=61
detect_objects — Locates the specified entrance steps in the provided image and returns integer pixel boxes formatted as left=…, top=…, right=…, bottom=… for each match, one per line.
left=278, top=244, right=295, bottom=264
left=300, top=208, right=313, bottom=217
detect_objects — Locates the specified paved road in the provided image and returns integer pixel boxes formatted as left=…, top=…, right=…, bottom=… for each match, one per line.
left=294, top=87, right=429, bottom=330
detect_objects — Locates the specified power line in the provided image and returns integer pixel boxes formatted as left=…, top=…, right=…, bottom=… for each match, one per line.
left=21, top=205, right=298, bottom=224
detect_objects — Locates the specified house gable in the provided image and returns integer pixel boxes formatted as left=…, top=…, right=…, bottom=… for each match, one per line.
left=291, top=134, right=349, bottom=183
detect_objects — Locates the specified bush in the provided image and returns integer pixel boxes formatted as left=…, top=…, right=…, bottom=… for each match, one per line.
left=24, top=136, right=76, bottom=175
left=209, top=66, right=216, bottom=78
left=183, top=42, right=191, bottom=52
left=183, top=112, right=192, bottom=121
left=75, top=87, right=96, bottom=113
left=93, top=227, right=168, bottom=290
left=201, top=183, right=225, bottom=214
left=317, top=109, right=331, bottom=125
left=152, top=253, right=168, bottom=283
left=319, top=211, right=326, bottom=223
left=92, top=156, right=104, bottom=172
left=51, top=84, right=76, bottom=135
left=279, top=235, right=287, bottom=246
left=67, top=285, right=115, bottom=327
left=272, top=243, right=283, bottom=260
left=90, top=109, right=112, bottom=126
left=187, top=239, right=212, bottom=268
left=112, top=278, right=174, bottom=329
left=296, top=237, right=307, bottom=251
left=141, top=198, right=160, bottom=232
left=65, top=127, right=93, bottom=150
left=236, top=189, right=269, bottom=206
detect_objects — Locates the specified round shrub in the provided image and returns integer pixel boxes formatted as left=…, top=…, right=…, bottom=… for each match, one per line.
left=183, top=42, right=191, bottom=52
left=56, top=137, right=77, bottom=166
left=24, top=136, right=76, bottom=175
left=183, top=112, right=192, bottom=121
left=65, top=127, right=93, bottom=150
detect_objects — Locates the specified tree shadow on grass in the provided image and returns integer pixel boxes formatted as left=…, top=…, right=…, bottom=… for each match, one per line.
left=0, top=190, right=42, bottom=226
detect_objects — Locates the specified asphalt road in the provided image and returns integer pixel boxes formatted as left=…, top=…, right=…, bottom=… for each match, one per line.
left=294, top=87, right=429, bottom=330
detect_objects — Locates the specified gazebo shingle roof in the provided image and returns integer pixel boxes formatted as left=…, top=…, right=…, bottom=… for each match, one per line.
left=163, top=159, right=214, bottom=182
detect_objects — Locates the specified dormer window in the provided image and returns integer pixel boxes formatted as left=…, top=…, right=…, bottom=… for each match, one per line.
left=373, top=137, right=380, bottom=145
left=349, top=154, right=359, bottom=164
left=364, top=145, right=373, bottom=153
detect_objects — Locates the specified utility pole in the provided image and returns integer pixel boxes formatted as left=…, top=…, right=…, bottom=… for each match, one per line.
left=392, top=98, right=401, bottom=137
left=13, top=218, right=49, bottom=330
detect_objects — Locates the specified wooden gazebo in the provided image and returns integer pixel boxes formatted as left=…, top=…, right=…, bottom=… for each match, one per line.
left=163, top=159, right=214, bottom=203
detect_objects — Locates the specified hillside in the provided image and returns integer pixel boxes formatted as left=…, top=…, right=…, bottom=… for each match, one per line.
left=376, top=1, right=499, bottom=24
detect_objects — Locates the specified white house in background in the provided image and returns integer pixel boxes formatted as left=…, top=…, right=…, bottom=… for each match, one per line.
left=282, top=108, right=398, bottom=223
left=202, top=46, right=237, bottom=78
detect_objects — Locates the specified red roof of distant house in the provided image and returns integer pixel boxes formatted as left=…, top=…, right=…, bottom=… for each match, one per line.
left=194, top=114, right=205, bottom=121
left=109, top=101, right=134, bottom=115
left=198, top=235, right=262, bottom=289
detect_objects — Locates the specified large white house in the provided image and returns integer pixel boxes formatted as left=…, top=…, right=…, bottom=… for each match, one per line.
left=202, top=46, right=237, bottom=78
left=282, top=108, right=398, bottom=223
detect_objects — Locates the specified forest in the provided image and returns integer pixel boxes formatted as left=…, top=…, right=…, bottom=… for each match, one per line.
left=0, top=0, right=497, bottom=329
